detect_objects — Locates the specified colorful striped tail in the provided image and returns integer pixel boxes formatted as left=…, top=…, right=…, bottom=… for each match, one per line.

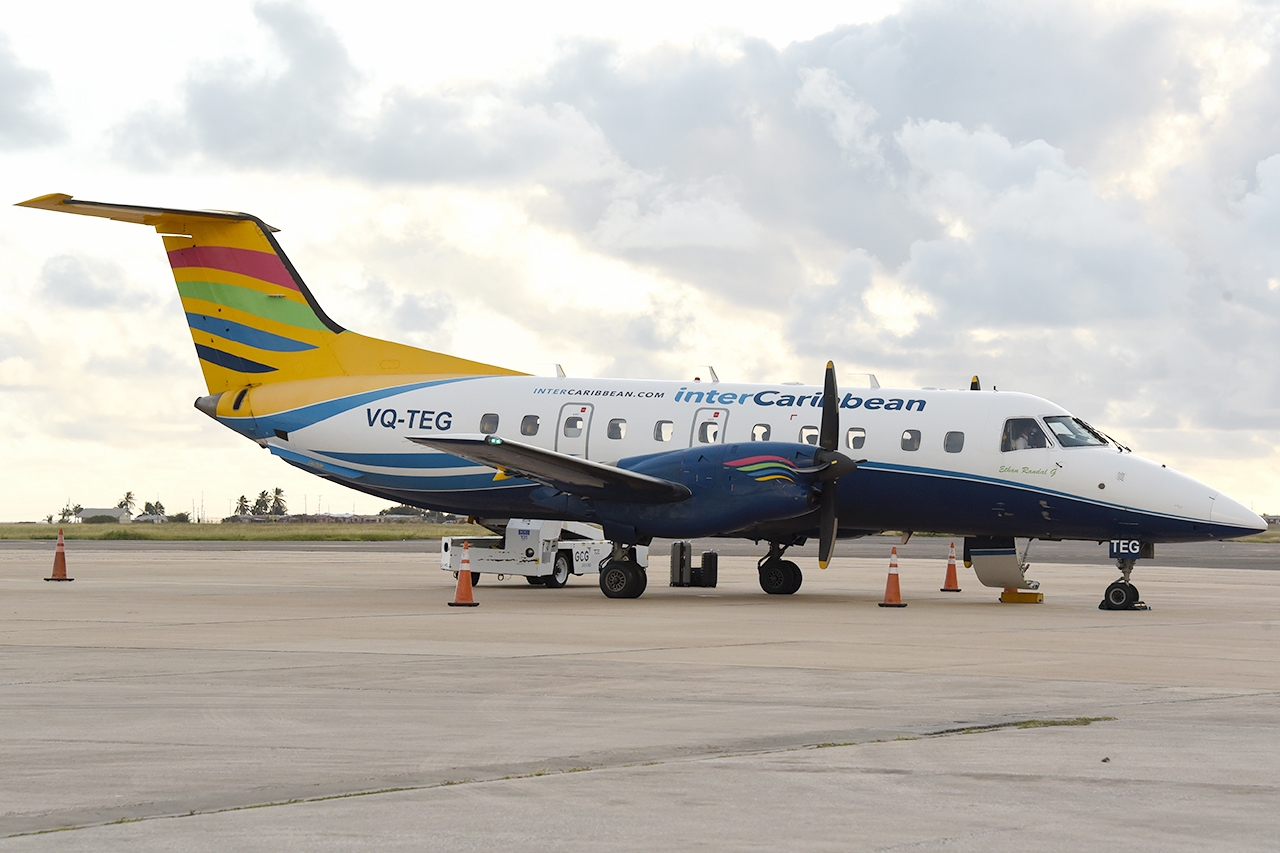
left=17, top=194, right=521, bottom=396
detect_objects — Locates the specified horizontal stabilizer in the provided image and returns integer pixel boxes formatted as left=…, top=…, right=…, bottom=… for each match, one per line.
left=408, top=435, right=691, bottom=504
left=15, top=193, right=282, bottom=231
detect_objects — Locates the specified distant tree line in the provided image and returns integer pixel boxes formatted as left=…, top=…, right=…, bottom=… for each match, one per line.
left=48, top=491, right=190, bottom=524
left=225, top=488, right=287, bottom=521
left=378, top=505, right=459, bottom=523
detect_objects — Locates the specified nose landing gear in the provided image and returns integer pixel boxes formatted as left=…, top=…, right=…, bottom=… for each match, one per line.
left=1099, top=558, right=1149, bottom=611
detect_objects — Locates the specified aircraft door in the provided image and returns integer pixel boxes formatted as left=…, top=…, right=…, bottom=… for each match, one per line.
left=556, top=404, right=594, bottom=457
left=690, top=408, right=729, bottom=445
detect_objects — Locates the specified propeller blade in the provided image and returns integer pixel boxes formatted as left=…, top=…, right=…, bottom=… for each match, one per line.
left=818, top=482, right=838, bottom=569
left=819, top=360, right=839, bottom=451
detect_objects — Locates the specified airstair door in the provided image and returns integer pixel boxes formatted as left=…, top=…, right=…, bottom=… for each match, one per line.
left=556, top=404, right=594, bottom=457
left=690, top=408, right=729, bottom=445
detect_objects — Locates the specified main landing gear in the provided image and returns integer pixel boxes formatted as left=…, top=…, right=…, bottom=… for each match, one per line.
left=1099, top=558, right=1148, bottom=611
left=758, top=543, right=802, bottom=595
left=599, top=543, right=648, bottom=599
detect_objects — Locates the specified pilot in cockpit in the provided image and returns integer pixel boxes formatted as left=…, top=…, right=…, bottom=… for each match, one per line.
left=1002, top=418, right=1049, bottom=452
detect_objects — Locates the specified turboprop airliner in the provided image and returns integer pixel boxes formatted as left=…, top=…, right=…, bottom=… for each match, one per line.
left=19, top=194, right=1267, bottom=608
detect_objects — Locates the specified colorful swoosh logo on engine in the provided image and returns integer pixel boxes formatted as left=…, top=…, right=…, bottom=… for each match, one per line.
left=723, top=455, right=800, bottom=482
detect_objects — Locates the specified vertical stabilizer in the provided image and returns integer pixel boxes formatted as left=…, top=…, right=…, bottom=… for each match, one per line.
left=17, top=194, right=523, bottom=395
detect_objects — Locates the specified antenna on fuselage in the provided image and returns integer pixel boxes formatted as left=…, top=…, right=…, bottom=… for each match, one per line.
left=970, top=375, right=981, bottom=391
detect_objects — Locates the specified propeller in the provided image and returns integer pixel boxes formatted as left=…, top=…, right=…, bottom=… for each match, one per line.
left=814, top=361, right=857, bottom=569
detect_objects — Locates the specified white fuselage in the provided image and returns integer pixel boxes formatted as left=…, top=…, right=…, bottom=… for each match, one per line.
left=258, top=375, right=1264, bottom=542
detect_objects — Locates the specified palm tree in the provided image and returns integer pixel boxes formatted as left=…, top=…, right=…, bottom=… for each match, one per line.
left=235, top=495, right=250, bottom=515
left=117, top=491, right=136, bottom=513
left=269, top=488, right=286, bottom=517
left=252, top=490, right=271, bottom=516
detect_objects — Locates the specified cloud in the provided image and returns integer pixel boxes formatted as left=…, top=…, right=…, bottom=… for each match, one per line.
left=38, top=254, right=136, bottom=308
left=592, top=192, right=762, bottom=250
left=795, top=67, right=884, bottom=170
left=103, top=0, right=1280, bottom=440
left=114, top=0, right=359, bottom=168
left=353, top=278, right=457, bottom=352
left=0, top=33, right=61, bottom=148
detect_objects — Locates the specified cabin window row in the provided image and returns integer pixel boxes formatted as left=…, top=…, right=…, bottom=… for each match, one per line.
left=482, top=413, right=964, bottom=453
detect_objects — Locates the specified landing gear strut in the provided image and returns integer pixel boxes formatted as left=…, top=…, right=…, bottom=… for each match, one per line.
left=758, top=543, right=802, bottom=595
left=1099, top=558, right=1147, bottom=611
left=599, top=543, right=647, bottom=599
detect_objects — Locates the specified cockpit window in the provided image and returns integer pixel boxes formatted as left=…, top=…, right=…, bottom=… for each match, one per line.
left=1044, top=416, right=1109, bottom=448
left=1000, top=418, right=1051, bottom=452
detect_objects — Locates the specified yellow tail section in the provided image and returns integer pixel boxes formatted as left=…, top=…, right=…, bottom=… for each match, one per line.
left=17, top=194, right=524, bottom=399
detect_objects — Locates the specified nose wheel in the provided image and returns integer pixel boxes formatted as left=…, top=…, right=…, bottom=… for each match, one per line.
left=1099, top=559, right=1149, bottom=611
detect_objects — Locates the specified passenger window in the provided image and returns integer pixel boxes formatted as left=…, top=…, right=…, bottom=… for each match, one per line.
left=846, top=427, right=865, bottom=450
left=520, top=415, right=540, bottom=436
left=1001, top=418, right=1050, bottom=452
left=752, top=424, right=771, bottom=441
left=698, top=421, right=720, bottom=443
left=654, top=420, right=674, bottom=442
left=563, top=416, right=583, bottom=438
left=944, top=431, right=964, bottom=453
left=480, top=413, right=499, bottom=434
left=607, top=418, right=627, bottom=440
left=799, top=426, right=819, bottom=445
left=901, top=429, right=921, bottom=451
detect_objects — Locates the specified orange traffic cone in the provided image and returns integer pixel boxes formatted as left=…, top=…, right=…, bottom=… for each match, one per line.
left=879, top=546, right=906, bottom=607
left=940, top=541, right=961, bottom=592
left=45, top=529, right=73, bottom=582
left=448, top=541, right=479, bottom=607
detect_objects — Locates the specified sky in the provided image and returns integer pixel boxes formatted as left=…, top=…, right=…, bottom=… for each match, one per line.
left=1, top=0, right=1279, bottom=521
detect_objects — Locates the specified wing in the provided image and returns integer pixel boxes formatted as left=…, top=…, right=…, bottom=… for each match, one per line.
left=407, top=435, right=691, bottom=504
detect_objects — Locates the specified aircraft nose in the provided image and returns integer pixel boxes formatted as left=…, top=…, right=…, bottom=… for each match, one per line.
left=1212, top=494, right=1268, bottom=536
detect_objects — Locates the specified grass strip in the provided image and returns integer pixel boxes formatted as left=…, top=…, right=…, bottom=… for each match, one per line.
left=0, top=522, right=488, bottom=541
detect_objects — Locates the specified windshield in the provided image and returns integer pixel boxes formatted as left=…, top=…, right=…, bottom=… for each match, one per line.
left=1043, top=416, right=1109, bottom=448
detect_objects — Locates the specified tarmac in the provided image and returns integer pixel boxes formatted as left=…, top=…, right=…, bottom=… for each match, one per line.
left=1, top=537, right=1278, bottom=851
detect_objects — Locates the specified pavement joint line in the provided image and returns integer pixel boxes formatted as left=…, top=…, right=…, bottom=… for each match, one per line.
left=9, top=658, right=1280, bottom=694
left=2, top=715, right=1113, bottom=838
left=868, top=826, right=1022, bottom=851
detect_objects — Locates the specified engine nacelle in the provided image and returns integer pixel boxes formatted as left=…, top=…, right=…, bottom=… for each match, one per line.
left=587, top=442, right=825, bottom=540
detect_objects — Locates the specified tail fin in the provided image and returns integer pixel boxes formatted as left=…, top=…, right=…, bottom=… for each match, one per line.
left=17, top=194, right=522, bottom=395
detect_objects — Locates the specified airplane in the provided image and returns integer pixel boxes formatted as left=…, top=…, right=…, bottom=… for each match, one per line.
left=18, top=194, right=1268, bottom=608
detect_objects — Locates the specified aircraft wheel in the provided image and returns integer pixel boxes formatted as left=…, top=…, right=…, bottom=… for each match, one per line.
left=544, top=552, right=571, bottom=589
left=759, top=560, right=790, bottom=595
left=526, top=576, right=546, bottom=586
left=781, top=561, right=803, bottom=594
left=632, top=565, right=648, bottom=597
left=1100, top=581, right=1136, bottom=610
left=600, top=561, right=640, bottom=598
left=470, top=572, right=480, bottom=587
